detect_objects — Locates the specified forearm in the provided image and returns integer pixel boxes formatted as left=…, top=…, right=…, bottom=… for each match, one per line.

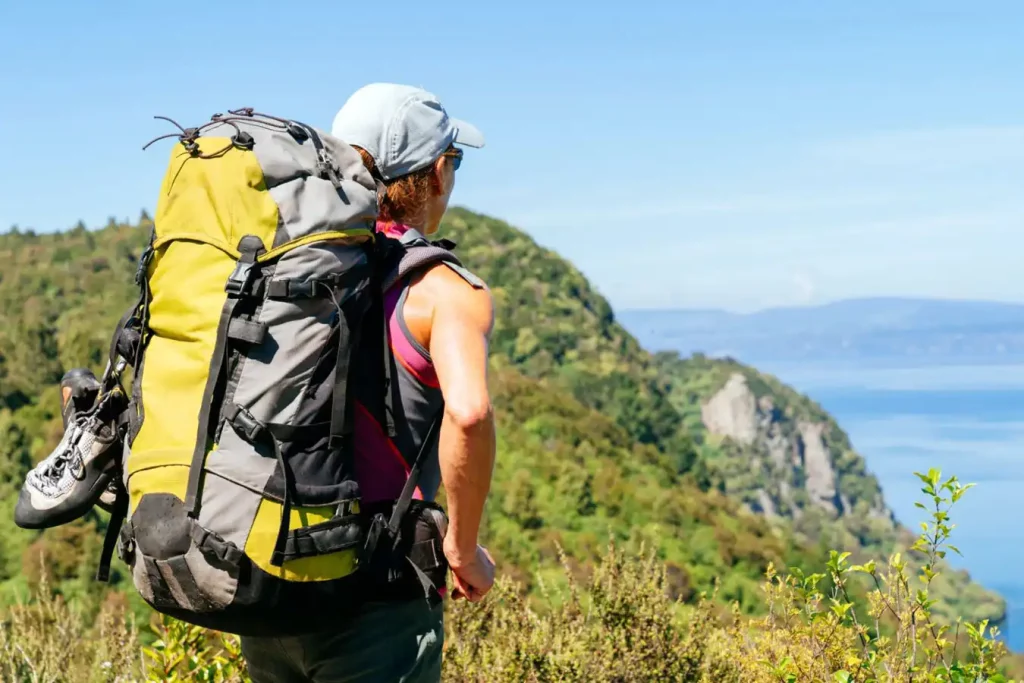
left=438, top=405, right=496, bottom=561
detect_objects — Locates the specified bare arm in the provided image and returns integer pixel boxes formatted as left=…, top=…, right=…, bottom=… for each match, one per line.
left=427, top=269, right=497, bottom=572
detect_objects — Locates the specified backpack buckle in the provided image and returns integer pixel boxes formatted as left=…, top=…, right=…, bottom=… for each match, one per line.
left=225, top=403, right=264, bottom=443
left=226, top=235, right=266, bottom=297
left=225, top=260, right=258, bottom=297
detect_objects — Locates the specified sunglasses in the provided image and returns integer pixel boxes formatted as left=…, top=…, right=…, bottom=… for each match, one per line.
left=442, top=147, right=463, bottom=171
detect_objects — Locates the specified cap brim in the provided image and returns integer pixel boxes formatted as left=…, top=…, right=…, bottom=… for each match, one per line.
left=451, top=117, right=485, bottom=148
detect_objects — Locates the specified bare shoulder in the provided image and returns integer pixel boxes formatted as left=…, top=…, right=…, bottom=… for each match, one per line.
left=402, top=263, right=493, bottom=350
left=417, top=263, right=493, bottom=331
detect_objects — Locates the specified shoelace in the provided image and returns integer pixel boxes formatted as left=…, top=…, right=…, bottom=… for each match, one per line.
left=31, top=418, right=92, bottom=489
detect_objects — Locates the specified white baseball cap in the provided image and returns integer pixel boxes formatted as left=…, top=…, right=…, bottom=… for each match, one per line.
left=331, top=83, right=485, bottom=181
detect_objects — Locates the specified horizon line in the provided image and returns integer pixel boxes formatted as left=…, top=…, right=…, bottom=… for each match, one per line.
left=619, top=295, right=1024, bottom=316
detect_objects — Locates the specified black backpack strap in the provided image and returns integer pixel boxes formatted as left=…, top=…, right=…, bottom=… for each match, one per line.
left=387, top=406, right=443, bottom=540
left=327, top=283, right=372, bottom=447
left=184, top=235, right=265, bottom=517
left=382, top=230, right=485, bottom=292
left=382, top=230, right=459, bottom=290
left=369, top=235, right=402, bottom=439
left=362, top=405, right=443, bottom=563
left=96, top=480, right=129, bottom=582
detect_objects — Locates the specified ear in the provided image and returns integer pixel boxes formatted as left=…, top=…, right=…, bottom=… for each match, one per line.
left=431, top=156, right=450, bottom=194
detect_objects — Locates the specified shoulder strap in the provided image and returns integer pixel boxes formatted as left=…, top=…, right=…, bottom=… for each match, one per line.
left=382, top=230, right=485, bottom=291
left=360, top=403, right=444, bottom=568
left=387, top=405, right=443, bottom=539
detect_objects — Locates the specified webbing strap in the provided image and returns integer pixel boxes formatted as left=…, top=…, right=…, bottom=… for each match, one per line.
left=406, top=555, right=444, bottom=606
left=329, top=303, right=357, bottom=446
left=387, top=406, right=444, bottom=540
left=380, top=300, right=397, bottom=439
left=96, top=485, right=128, bottom=582
left=265, top=265, right=370, bottom=300
left=184, top=235, right=265, bottom=517
left=266, top=279, right=321, bottom=299
left=122, top=225, right=155, bottom=442
left=269, top=435, right=295, bottom=567
left=361, top=406, right=443, bottom=565
left=227, top=318, right=267, bottom=344
left=278, top=515, right=363, bottom=563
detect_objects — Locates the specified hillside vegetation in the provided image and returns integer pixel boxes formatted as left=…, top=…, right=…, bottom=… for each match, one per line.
left=437, top=208, right=1004, bottom=626
left=0, top=208, right=1016, bottom=680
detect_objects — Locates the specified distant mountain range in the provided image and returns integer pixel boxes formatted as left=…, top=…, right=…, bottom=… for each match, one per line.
left=618, top=297, right=1024, bottom=366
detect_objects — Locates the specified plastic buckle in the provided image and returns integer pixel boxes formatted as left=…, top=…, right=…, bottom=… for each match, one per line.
left=228, top=404, right=264, bottom=443
left=316, top=149, right=341, bottom=185
left=291, top=280, right=316, bottom=298
left=225, top=259, right=257, bottom=297
left=316, top=147, right=331, bottom=168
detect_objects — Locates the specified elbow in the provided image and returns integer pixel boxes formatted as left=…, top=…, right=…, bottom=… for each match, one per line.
left=445, top=399, right=493, bottom=431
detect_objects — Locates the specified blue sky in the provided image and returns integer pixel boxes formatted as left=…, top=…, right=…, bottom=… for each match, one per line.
left=0, top=0, right=1020, bottom=312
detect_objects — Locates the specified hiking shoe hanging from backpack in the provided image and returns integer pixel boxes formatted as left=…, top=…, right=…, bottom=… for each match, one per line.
left=57, top=367, right=126, bottom=515
left=14, top=368, right=127, bottom=530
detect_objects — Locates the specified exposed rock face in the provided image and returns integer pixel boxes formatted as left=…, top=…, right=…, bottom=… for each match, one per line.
left=700, top=372, right=886, bottom=523
left=700, top=374, right=758, bottom=446
left=797, top=421, right=838, bottom=513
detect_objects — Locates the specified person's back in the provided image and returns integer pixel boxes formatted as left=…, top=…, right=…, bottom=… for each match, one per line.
left=240, top=83, right=497, bottom=683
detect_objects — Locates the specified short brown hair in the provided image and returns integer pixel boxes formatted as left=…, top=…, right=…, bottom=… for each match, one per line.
left=355, top=146, right=447, bottom=226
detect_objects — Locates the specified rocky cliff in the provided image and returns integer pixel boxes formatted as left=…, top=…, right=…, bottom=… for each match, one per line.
left=700, top=370, right=893, bottom=526
left=653, top=350, right=898, bottom=554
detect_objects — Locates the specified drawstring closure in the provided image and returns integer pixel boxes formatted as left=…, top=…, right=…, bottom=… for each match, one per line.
left=142, top=112, right=277, bottom=159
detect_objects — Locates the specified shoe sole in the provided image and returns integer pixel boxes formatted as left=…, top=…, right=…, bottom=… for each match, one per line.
left=14, top=447, right=121, bottom=530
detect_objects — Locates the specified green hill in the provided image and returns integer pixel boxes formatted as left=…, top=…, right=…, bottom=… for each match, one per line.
left=0, top=207, right=1006, bottom=644
left=432, top=207, right=1006, bottom=626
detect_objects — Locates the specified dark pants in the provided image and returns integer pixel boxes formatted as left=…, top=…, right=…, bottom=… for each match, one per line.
left=241, top=599, right=444, bottom=683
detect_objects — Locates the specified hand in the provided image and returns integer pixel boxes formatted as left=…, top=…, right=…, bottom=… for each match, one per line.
left=444, top=541, right=495, bottom=602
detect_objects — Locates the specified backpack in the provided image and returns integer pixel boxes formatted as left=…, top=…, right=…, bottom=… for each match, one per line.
left=95, top=109, right=466, bottom=636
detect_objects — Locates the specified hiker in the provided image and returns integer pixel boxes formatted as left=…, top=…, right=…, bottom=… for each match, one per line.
left=237, top=83, right=498, bottom=682
left=13, top=83, right=495, bottom=683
